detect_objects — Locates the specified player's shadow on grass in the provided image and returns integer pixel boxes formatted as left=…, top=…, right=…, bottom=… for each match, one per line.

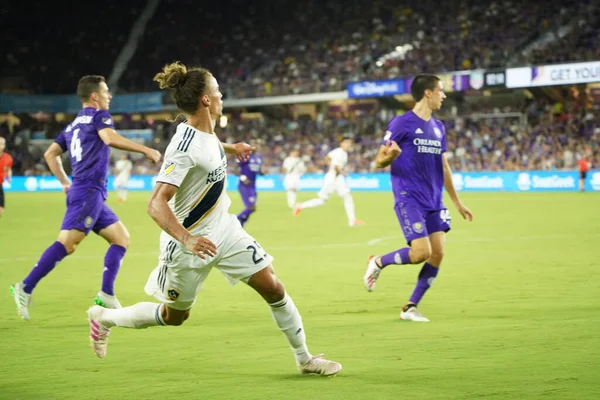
left=275, top=373, right=348, bottom=380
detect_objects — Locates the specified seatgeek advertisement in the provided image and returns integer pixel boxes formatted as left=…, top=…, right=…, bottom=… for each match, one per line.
left=4, top=171, right=600, bottom=193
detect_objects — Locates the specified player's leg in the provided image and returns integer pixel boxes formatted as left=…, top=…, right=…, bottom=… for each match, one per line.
left=335, top=175, right=363, bottom=226
left=11, top=229, right=85, bottom=320
left=245, top=266, right=339, bottom=375
left=237, top=186, right=257, bottom=227
left=401, top=209, right=451, bottom=321
left=94, top=205, right=129, bottom=308
left=284, top=176, right=298, bottom=209
left=216, top=219, right=341, bottom=375
left=87, top=244, right=211, bottom=358
left=0, top=185, right=5, bottom=217
left=11, top=188, right=102, bottom=320
left=363, top=201, right=431, bottom=291
left=287, top=189, right=297, bottom=208
left=580, top=172, right=585, bottom=192
left=293, top=175, right=333, bottom=215
left=121, top=180, right=128, bottom=201
left=408, top=231, right=445, bottom=307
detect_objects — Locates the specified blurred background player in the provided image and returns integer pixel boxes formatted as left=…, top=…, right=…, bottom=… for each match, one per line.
left=363, top=75, right=473, bottom=322
left=0, top=137, right=13, bottom=218
left=86, top=62, right=342, bottom=376
left=294, top=137, right=363, bottom=227
left=10, top=76, right=161, bottom=321
left=236, top=141, right=263, bottom=227
left=114, top=154, right=133, bottom=202
left=281, top=148, right=306, bottom=209
left=578, top=151, right=591, bottom=192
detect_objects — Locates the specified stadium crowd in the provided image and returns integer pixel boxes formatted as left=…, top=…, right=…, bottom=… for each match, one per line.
left=2, top=1, right=599, bottom=98
left=2, top=98, right=598, bottom=177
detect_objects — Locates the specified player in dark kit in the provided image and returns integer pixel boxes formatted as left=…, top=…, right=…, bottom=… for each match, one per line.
left=236, top=144, right=263, bottom=227
left=363, top=75, right=473, bottom=322
left=10, top=76, right=161, bottom=321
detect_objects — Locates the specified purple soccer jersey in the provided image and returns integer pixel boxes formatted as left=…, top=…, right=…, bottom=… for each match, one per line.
left=238, top=153, right=263, bottom=206
left=238, top=153, right=263, bottom=186
left=55, top=107, right=119, bottom=234
left=385, top=111, right=451, bottom=243
left=55, top=107, right=113, bottom=199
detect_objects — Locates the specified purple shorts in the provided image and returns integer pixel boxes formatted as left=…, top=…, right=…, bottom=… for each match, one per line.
left=395, top=199, right=451, bottom=245
left=61, top=187, right=119, bottom=235
left=238, top=184, right=257, bottom=208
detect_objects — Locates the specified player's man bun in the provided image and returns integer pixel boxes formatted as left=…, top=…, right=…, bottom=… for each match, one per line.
left=154, top=62, right=213, bottom=114
left=154, top=62, right=188, bottom=89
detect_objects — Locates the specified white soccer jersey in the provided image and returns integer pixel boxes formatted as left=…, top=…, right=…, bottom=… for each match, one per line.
left=115, top=159, right=132, bottom=179
left=327, top=147, right=348, bottom=173
left=155, top=123, right=231, bottom=238
left=282, top=156, right=306, bottom=177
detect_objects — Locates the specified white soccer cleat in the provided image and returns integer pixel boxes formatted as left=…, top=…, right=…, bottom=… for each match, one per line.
left=94, top=291, right=122, bottom=309
left=298, top=354, right=342, bottom=376
left=400, top=305, right=430, bottom=322
left=363, top=256, right=382, bottom=292
left=87, top=305, right=111, bottom=358
left=10, top=282, right=31, bottom=321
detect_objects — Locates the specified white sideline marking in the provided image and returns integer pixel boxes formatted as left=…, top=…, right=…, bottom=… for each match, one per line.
left=0, top=233, right=593, bottom=264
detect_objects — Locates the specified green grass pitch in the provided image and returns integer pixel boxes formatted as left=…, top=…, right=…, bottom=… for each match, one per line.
left=0, top=191, right=598, bottom=399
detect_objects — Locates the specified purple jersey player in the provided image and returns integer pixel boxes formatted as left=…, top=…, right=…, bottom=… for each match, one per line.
left=10, top=75, right=161, bottom=321
left=237, top=147, right=263, bottom=227
left=363, top=74, right=474, bottom=322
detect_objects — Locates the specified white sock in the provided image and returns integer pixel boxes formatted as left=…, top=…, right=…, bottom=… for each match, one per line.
left=300, top=198, right=325, bottom=209
left=100, top=302, right=165, bottom=329
left=343, top=193, right=356, bottom=225
left=121, top=190, right=127, bottom=201
left=286, top=190, right=297, bottom=208
left=269, top=294, right=311, bottom=365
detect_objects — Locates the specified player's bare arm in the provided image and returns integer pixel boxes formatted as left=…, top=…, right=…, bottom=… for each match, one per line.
left=442, top=154, right=473, bottom=221
left=44, top=143, right=71, bottom=193
left=147, top=182, right=217, bottom=259
left=98, top=128, right=161, bottom=163
left=374, top=140, right=401, bottom=168
left=222, top=142, right=254, bottom=162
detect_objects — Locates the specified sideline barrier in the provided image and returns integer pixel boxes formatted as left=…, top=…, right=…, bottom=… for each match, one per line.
left=3, top=171, right=600, bottom=193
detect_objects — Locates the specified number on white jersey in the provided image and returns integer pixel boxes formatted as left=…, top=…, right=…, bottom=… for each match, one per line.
left=70, top=129, right=83, bottom=162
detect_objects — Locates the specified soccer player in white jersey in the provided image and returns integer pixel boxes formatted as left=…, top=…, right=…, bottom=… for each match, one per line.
left=293, top=137, right=363, bottom=226
left=86, top=62, right=342, bottom=376
left=281, top=149, right=306, bottom=208
left=113, top=154, right=133, bottom=202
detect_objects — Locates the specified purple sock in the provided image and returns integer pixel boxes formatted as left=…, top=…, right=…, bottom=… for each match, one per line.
left=22, top=241, right=68, bottom=294
left=237, top=208, right=253, bottom=227
left=102, top=244, right=127, bottom=296
left=380, top=247, right=410, bottom=267
left=408, top=262, right=439, bottom=305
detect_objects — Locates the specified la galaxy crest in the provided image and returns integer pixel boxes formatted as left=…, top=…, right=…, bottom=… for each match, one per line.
left=163, top=161, right=176, bottom=176
left=167, top=288, right=180, bottom=301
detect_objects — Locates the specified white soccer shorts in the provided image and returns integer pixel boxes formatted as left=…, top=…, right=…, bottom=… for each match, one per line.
left=114, top=176, right=129, bottom=188
left=283, top=174, right=301, bottom=191
left=318, top=172, right=350, bottom=200
left=145, top=213, right=273, bottom=310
